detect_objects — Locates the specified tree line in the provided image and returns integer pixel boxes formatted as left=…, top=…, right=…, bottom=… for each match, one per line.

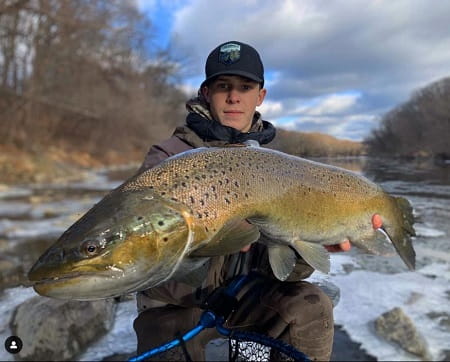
left=0, top=0, right=185, bottom=161
left=269, top=129, right=364, bottom=157
left=364, top=77, right=450, bottom=159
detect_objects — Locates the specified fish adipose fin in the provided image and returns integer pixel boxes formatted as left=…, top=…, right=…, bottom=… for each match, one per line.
left=191, top=218, right=260, bottom=257
left=268, top=245, right=297, bottom=281
left=292, top=240, right=330, bottom=274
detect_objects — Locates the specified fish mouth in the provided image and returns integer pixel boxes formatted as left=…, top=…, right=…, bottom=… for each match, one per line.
left=30, top=271, right=109, bottom=286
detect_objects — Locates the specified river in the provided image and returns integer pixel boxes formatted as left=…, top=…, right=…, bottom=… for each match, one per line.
left=0, top=157, right=449, bottom=361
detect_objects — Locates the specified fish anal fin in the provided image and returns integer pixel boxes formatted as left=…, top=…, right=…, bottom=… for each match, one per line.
left=268, top=245, right=297, bottom=281
left=191, top=218, right=260, bottom=257
left=292, top=240, right=330, bottom=274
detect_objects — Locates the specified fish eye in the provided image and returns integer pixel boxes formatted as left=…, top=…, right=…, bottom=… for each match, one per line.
left=82, top=240, right=101, bottom=256
left=87, top=245, right=97, bottom=254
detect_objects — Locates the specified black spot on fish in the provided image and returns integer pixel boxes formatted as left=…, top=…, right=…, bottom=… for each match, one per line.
left=244, top=193, right=249, bottom=198
left=234, top=181, right=239, bottom=187
left=162, top=237, right=168, bottom=242
left=224, top=198, right=230, bottom=204
left=190, top=196, right=195, bottom=204
left=158, top=221, right=164, bottom=226
left=181, top=182, right=187, bottom=187
left=171, top=197, right=178, bottom=202
left=137, top=216, right=143, bottom=221
left=200, top=199, right=205, bottom=206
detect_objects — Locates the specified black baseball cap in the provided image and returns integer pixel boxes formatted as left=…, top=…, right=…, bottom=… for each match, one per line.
left=202, top=41, right=264, bottom=87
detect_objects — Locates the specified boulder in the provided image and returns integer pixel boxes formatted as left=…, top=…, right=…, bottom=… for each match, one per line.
left=10, top=296, right=116, bottom=361
left=374, top=307, right=430, bottom=360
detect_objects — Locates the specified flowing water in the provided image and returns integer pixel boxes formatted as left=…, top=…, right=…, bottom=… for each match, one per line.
left=0, top=158, right=449, bottom=361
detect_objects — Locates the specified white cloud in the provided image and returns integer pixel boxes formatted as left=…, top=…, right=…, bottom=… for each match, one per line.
left=257, top=100, right=284, bottom=119
left=300, top=93, right=360, bottom=116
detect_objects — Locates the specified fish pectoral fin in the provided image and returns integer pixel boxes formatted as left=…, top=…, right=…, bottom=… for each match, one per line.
left=172, top=257, right=210, bottom=287
left=268, top=245, right=297, bottom=281
left=292, top=240, right=330, bottom=274
left=191, top=218, right=260, bottom=257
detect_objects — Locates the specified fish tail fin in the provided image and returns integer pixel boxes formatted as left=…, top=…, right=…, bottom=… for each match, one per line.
left=392, top=197, right=416, bottom=270
left=395, top=197, right=416, bottom=236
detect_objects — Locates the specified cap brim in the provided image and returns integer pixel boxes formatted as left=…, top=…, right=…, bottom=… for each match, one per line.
left=201, top=70, right=263, bottom=87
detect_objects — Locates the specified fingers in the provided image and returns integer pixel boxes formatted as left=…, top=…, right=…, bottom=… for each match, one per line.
left=324, top=240, right=351, bottom=252
left=240, top=244, right=251, bottom=253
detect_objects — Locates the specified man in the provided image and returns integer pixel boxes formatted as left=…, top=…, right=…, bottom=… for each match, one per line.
left=133, top=41, right=350, bottom=361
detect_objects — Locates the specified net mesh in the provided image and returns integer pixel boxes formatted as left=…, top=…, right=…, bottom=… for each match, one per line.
left=146, top=335, right=305, bottom=361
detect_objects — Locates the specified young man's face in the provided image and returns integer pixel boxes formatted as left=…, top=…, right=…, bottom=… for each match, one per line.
left=202, top=75, right=267, bottom=133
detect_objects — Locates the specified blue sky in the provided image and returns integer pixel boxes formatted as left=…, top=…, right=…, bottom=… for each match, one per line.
left=137, top=0, right=450, bottom=141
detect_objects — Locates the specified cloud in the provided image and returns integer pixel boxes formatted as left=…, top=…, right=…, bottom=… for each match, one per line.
left=299, top=93, right=360, bottom=116
left=166, top=0, right=450, bottom=140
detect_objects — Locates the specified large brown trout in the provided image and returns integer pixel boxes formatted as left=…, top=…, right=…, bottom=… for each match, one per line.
left=28, top=145, right=415, bottom=300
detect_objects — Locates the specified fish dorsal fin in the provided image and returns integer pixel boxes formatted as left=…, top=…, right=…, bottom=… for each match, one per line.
left=268, top=245, right=297, bottom=281
left=191, top=218, right=260, bottom=257
left=292, top=240, right=330, bottom=274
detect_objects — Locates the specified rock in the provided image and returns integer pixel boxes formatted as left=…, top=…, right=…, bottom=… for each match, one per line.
left=374, top=307, right=430, bottom=360
left=10, top=296, right=116, bottom=361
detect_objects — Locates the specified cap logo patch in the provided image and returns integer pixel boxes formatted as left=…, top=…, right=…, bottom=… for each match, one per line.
left=219, top=43, right=241, bottom=65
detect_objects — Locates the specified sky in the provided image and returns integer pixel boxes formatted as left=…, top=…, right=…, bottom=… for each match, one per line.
left=136, top=0, right=450, bottom=141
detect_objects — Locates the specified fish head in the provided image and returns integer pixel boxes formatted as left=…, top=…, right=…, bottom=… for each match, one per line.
left=349, top=195, right=416, bottom=270
left=28, top=189, right=194, bottom=300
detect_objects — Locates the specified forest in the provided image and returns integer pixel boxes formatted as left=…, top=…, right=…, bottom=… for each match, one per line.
left=364, top=77, right=449, bottom=159
left=0, top=0, right=185, bottom=161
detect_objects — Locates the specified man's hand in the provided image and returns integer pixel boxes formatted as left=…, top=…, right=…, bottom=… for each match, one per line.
left=324, top=240, right=351, bottom=252
left=240, top=244, right=252, bottom=253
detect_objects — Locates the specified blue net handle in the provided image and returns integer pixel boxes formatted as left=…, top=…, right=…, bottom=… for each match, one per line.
left=129, top=274, right=310, bottom=361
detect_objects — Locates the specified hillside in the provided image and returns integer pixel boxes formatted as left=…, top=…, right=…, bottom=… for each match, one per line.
left=270, top=129, right=364, bottom=157
left=365, top=77, right=450, bottom=158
